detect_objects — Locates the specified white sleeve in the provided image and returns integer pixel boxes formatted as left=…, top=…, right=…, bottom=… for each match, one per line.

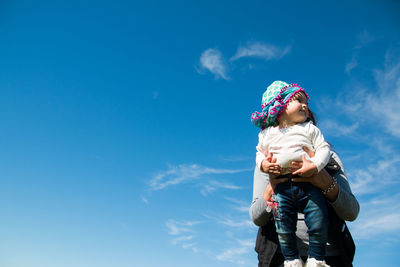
left=255, top=131, right=266, bottom=170
left=256, top=151, right=265, bottom=170
left=309, top=123, right=331, bottom=172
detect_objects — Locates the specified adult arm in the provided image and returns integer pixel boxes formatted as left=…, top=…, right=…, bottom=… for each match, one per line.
left=250, top=152, right=359, bottom=225
left=249, top=166, right=271, bottom=226
left=326, top=153, right=360, bottom=221
left=255, top=130, right=267, bottom=170
left=292, top=152, right=360, bottom=221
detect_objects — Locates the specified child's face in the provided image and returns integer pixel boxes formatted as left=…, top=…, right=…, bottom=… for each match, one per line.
left=282, top=93, right=309, bottom=124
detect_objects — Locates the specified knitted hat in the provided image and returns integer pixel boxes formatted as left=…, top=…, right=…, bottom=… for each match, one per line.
left=251, top=81, right=310, bottom=129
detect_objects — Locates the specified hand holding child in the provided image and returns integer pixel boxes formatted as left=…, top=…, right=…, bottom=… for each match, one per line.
left=291, top=154, right=317, bottom=177
left=261, top=152, right=281, bottom=177
left=291, top=147, right=317, bottom=177
left=262, top=151, right=289, bottom=204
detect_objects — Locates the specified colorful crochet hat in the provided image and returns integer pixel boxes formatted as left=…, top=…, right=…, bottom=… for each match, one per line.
left=251, top=81, right=310, bottom=129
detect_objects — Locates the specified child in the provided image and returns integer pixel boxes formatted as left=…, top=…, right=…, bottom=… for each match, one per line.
left=251, top=81, right=331, bottom=267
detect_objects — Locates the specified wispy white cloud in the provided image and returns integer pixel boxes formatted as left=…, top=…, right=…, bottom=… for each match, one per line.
left=171, top=235, right=194, bottom=245
left=200, top=180, right=242, bottom=196
left=335, top=51, right=400, bottom=138
left=348, top=137, right=400, bottom=195
left=318, top=51, right=400, bottom=198
left=165, top=220, right=203, bottom=253
left=319, top=119, right=360, bottom=137
left=367, top=63, right=400, bottom=136
left=141, top=195, right=149, bottom=204
left=219, top=218, right=254, bottom=228
left=230, top=42, right=291, bottom=61
left=204, top=214, right=255, bottom=229
left=216, top=239, right=254, bottom=266
left=165, top=219, right=202, bottom=235
left=354, top=29, right=376, bottom=49
left=149, top=164, right=249, bottom=191
left=350, top=156, right=400, bottom=195
left=345, top=55, right=358, bottom=73
left=223, top=197, right=251, bottom=213
left=165, top=211, right=257, bottom=265
left=198, top=48, right=230, bottom=80
left=182, top=243, right=200, bottom=253
left=350, top=193, right=400, bottom=240
left=197, top=41, right=290, bottom=81
left=345, top=30, right=375, bottom=73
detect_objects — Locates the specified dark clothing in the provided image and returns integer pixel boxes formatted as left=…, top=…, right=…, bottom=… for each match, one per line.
left=255, top=158, right=355, bottom=267
left=255, top=205, right=355, bottom=267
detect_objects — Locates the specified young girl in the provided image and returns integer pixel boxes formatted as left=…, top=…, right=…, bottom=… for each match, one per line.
left=251, top=81, right=332, bottom=267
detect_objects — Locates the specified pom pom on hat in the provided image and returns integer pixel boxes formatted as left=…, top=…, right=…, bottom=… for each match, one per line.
left=251, top=81, right=309, bottom=129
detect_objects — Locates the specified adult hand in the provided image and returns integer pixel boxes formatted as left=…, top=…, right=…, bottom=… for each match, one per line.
left=290, top=146, right=315, bottom=172
left=291, top=168, right=339, bottom=202
left=291, top=168, right=326, bottom=188
left=289, top=147, right=321, bottom=186
left=291, top=155, right=317, bottom=177
left=290, top=147, right=339, bottom=201
left=262, top=152, right=288, bottom=205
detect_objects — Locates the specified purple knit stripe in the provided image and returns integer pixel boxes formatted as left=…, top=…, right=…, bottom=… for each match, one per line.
left=276, top=88, right=310, bottom=119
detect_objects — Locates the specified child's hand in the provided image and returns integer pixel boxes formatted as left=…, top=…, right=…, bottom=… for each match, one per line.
left=291, top=154, right=317, bottom=177
left=261, top=153, right=281, bottom=176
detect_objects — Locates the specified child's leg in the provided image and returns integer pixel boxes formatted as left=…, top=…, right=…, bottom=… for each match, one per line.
left=301, top=185, right=328, bottom=261
left=273, top=183, right=299, bottom=261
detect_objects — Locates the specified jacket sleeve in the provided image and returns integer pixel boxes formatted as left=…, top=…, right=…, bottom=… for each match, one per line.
left=329, top=152, right=360, bottom=221
left=249, top=166, right=272, bottom=226
left=249, top=152, right=360, bottom=225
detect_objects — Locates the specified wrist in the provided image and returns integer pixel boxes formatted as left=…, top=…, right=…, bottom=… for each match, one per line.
left=320, top=172, right=339, bottom=202
left=321, top=177, right=337, bottom=195
left=260, top=159, right=266, bottom=172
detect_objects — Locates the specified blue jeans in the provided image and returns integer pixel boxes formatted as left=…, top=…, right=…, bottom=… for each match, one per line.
left=272, top=181, right=328, bottom=261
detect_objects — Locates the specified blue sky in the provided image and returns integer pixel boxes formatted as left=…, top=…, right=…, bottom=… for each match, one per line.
left=0, top=0, right=399, bottom=266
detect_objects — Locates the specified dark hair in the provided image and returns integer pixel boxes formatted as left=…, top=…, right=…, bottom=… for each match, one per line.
left=307, top=107, right=317, bottom=126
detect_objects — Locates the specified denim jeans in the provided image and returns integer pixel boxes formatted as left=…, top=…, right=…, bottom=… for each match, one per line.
left=272, top=181, right=328, bottom=261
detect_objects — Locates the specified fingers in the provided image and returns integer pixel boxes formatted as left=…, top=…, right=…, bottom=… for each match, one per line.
left=291, top=168, right=303, bottom=175
left=270, top=176, right=289, bottom=184
left=267, top=163, right=280, bottom=168
left=290, top=161, right=302, bottom=172
left=292, top=157, right=305, bottom=175
left=302, top=146, right=315, bottom=157
left=291, top=161, right=302, bottom=168
left=264, top=152, right=277, bottom=164
left=268, top=163, right=281, bottom=174
left=290, top=176, right=309, bottom=183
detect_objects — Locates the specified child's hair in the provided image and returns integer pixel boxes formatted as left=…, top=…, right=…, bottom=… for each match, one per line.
left=307, top=107, right=317, bottom=125
left=273, top=91, right=317, bottom=126
left=290, top=91, right=308, bottom=104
